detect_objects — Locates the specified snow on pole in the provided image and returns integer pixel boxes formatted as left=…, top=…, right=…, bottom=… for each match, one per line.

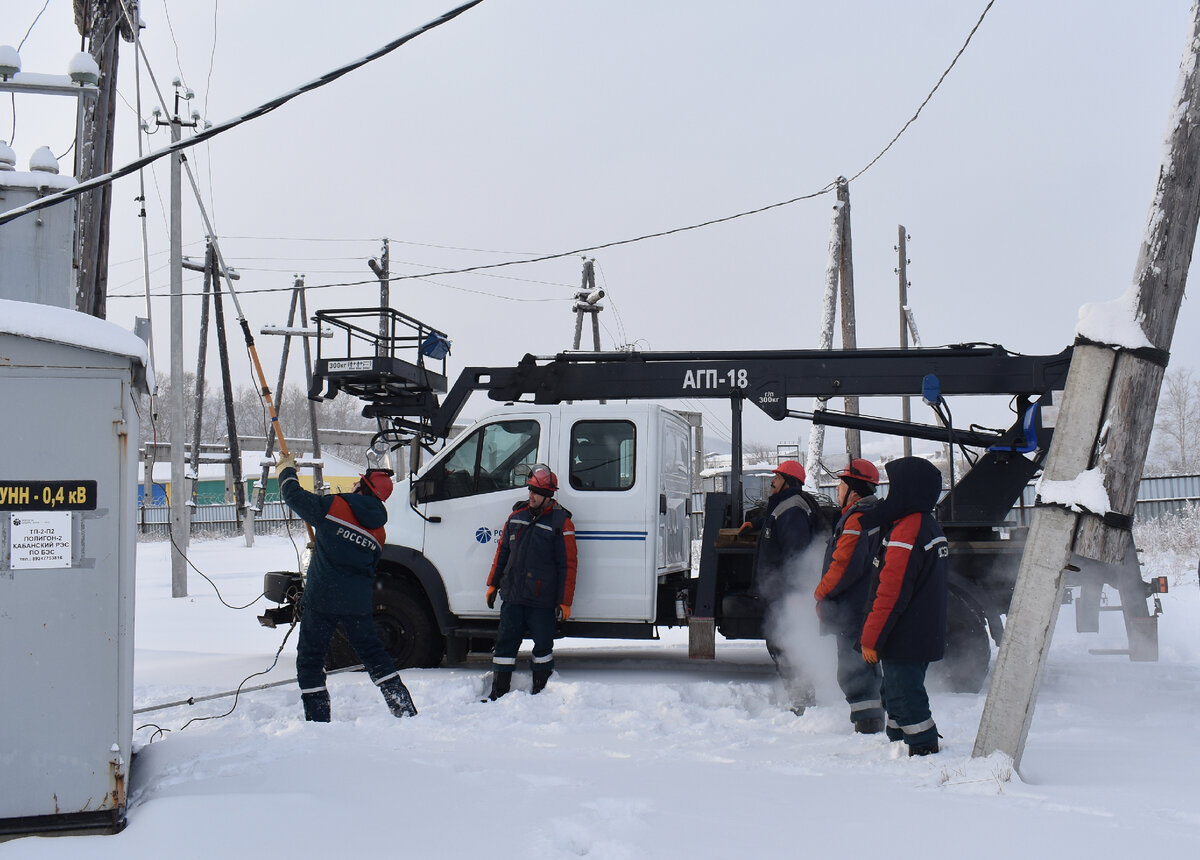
left=805, top=197, right=844, bottom=490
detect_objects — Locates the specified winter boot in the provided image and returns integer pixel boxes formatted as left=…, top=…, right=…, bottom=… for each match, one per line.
left=854, top=717, right=885, bottom=735
left=908, top=739, right=940, bottom=756
left=301, top=688, right=331, bottom=723
left=378, top=675, right=418, bottom=718
left=531, top=669, right=553, bottom=695
left=484, top=671, right=512, bottom=702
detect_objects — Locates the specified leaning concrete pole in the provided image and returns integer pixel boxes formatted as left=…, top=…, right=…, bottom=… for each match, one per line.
left=974, top=1, right=1200, bottom=769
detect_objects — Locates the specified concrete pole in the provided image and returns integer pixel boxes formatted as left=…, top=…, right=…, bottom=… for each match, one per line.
left=169, top=114, right=188, bottom=597
left=897, top=225, right=912, bottom=459
left=974, top=0, right=1200, bottom=768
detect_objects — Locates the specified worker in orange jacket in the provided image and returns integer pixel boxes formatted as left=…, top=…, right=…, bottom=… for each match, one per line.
left=814, top=459, right=885, bottom=734
left=484, top=464, right=577, bottom=700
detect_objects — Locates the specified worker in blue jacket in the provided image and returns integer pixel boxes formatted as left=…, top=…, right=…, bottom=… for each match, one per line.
left=741, top=460, right=823, bottom=715
left=276, top=454, right=417, bottom=722
left=860, top=456, right=948, bottom=755
left=484, top=464, right=578, bottom=700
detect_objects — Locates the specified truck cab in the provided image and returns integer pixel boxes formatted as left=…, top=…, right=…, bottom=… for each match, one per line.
left=363, top=402, right=695, bottom=666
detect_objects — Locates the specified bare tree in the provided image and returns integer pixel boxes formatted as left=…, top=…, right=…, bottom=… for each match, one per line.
left=139, top=373, right=220, bottom=446
left=1149, top=367, right=1200, bottom=473
left=743, top=441, right=777, bottom=465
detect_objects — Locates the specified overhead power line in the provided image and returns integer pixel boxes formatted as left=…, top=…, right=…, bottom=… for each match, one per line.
left=0, top=0, right=487, bottom=227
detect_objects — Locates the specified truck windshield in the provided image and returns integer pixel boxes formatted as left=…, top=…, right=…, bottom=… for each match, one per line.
left=427, top=420, right=540, bottom=501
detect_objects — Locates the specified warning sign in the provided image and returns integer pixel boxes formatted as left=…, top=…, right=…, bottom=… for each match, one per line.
left=10, top=511, right=73, bottom=569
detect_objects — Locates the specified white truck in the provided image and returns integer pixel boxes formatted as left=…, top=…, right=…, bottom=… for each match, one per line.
left=258, top=308, right=1165, bottom=692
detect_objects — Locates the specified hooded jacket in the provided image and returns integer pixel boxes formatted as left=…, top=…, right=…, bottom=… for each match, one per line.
left=860, top=457, right=948, bottom=662
left=279, top=465, right=387, bottom=615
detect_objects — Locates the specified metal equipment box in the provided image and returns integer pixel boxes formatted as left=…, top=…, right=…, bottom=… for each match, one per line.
left=0, top=299, right=151, bottom=837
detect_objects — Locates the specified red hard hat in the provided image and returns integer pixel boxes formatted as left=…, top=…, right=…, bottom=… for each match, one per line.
left=838, top=458, right=880, bottom=486
left=360, top=470, right=394, bottom=501
left=774, top=460, right=806, bottom=484
left=526, top=463, right=558, bottom=495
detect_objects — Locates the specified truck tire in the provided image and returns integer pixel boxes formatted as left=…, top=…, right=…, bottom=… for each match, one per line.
left=325, top=579, right=444, bottom=670
left=933, top=588, right=991, bottom=693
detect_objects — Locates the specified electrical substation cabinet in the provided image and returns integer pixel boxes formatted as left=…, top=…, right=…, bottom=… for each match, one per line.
left=0, top=300, right=151, bottom=837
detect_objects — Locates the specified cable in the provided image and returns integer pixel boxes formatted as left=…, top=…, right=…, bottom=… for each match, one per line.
left=161, top=620, right=297, bottom=736
left=0, top=0, right=488, bottom=228
left=7, top=0, right=52, bottom=144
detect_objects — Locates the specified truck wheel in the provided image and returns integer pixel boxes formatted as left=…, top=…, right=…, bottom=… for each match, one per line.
left=934, top=589, right=991, bottom=694
left=325, top=579, right=444, bottom=670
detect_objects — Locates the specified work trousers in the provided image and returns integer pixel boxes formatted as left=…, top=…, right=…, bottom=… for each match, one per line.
left=492, top=602, right=557, bottom=675
left=296, top=604, right=399, bottom=692
left=879, top=658, right=938, bottom=748
left=835, top=631, right=883, bottom=723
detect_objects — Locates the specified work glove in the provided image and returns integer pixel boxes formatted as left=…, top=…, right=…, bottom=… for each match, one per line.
left=861, top=646, right=879, bottom=664
left=486, top=586, right=498, bottom=609
left=556, top=604, right=571, bottom=622
left=738, top=521, right=754, bottom=533
left=275, top=453, right=297, bottom=477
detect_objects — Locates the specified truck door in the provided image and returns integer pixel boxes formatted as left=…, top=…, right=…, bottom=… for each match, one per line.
left=657, top=414, right=693, bottom=575
left=563, top=418, right=653, bottom=622
left=417, top=415, right=548, bottom=615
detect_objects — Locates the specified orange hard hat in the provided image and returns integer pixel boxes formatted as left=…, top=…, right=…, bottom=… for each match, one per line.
left=838, top=458, right=880, bottom=486
left=360, top=469, right=394, bottom=501
left=526, top=463, right=558, bottom=495
left=774, top=460, right=806, bottom=484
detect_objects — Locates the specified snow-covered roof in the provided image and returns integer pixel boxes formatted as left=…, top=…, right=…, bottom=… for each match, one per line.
left=0, top=298, right=153, bottom=388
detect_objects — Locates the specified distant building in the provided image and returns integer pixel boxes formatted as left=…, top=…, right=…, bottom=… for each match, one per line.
left=138, top=450, right=369, bottom=505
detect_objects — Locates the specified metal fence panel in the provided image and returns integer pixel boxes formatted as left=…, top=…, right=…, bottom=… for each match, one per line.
left=136, top=501, right=302, bottom=539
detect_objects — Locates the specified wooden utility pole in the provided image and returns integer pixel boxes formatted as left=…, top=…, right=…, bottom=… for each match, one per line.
left=73, top=0, right=134, bottom=319
left=836, top=178, right=861, bottom=461
left=896, top=226, right=913, bottom=458
left=974, top=0, right=1200, bottom=769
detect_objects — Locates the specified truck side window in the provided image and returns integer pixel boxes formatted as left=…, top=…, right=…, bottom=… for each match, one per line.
left=570, top=421, right=635, bottom=491
left=426, top=420, right=540, bottom=501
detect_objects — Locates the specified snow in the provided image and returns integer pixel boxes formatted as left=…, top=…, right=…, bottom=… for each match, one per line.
left=3, top=535, right=1198, bottom=857
left=1074, top=286, right=1156, bottom=350
left=0, top=298, right=152, bottom=386
left=1036, top=468, right=1113, bottom=515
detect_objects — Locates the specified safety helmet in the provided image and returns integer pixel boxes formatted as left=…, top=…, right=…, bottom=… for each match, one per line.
left=838, top=458, right=880, bottom=486
left=359, top=469, right=394, bottom=501
left=774, top=460, right=806, bottom=485
left=526, top=463, right=558, bottom=495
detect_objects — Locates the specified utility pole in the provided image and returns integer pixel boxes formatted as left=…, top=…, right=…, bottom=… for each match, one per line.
left=896, top=226, right=913, bottom=458
left=158, top=81, right=198, bottom=598
left=73, top=0, right=134, bottom=319
left=368, top=239, right=391, bottom=356
left=836, top=178, right=861, bottom=462
left=805, top=195, right=845, bottom=489
left=570, top=257, right=606, bottom=403
left=974, top=0, right=1200, bottom=769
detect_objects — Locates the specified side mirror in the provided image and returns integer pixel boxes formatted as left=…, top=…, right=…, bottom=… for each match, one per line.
left=411, top=479, right=436, bottom=504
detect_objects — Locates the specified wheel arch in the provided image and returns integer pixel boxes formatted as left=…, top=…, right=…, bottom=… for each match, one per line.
left=947, top=570, right=1003, bottom=646
left=379, top=544, right=457, bottom=635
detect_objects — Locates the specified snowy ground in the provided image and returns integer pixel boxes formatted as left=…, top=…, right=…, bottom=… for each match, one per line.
left=4, top=534, right=1199, bottom=858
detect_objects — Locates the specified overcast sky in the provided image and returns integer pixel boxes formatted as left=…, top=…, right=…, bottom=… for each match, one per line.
left=4, top=0, right=1198, bottom=458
